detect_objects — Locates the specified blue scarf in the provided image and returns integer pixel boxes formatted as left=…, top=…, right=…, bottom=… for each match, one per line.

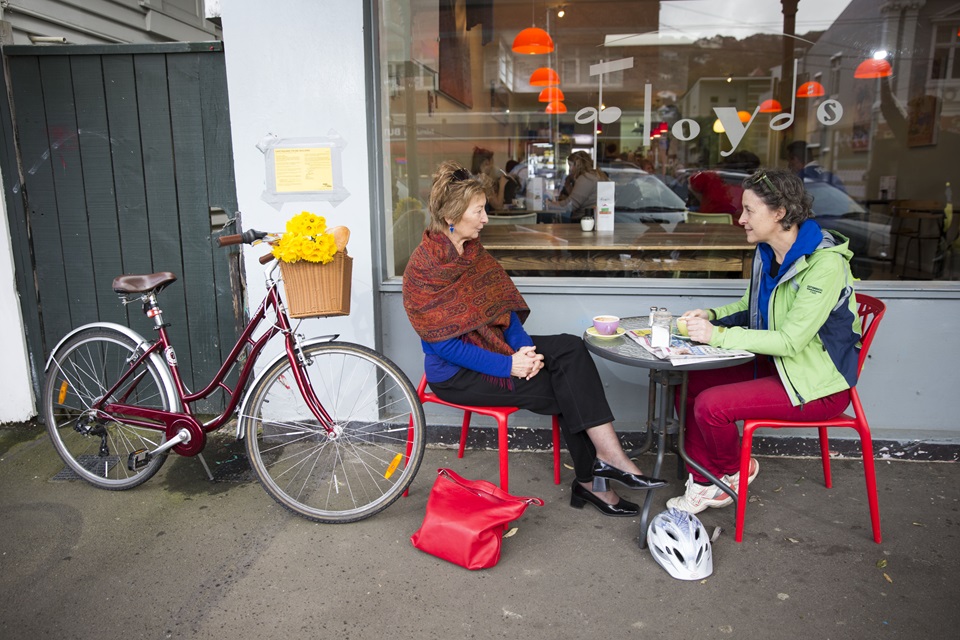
left=756, top=220, right=823, bottom=329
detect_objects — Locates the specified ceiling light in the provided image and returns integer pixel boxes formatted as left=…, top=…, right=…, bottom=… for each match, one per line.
left=512, top=27, right=554, bottom=55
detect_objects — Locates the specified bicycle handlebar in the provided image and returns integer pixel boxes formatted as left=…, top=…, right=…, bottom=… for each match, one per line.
left=217, top=229, right=269, bottom=247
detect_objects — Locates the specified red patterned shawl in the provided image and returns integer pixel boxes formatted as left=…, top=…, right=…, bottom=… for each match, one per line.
left=403, top=230, right=529, bottom=358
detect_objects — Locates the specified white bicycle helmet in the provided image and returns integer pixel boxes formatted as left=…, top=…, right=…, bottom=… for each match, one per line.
left=647, top=507, right=714, bottom=580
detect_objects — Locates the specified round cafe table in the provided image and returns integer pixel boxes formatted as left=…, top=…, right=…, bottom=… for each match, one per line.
left=583, top=316, right=755, bottom=548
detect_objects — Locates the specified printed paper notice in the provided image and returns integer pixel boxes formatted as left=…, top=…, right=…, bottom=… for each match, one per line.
left=273, top=147, right=333, bottom=192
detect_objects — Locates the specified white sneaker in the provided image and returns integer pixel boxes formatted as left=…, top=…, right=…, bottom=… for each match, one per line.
left=722, top=458, right=760, bottom=493
left=666, top=475, right=734, bottom=514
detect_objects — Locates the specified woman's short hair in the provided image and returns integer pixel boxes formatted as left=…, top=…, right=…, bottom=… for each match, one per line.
left=428, top=160, right=488, bottom=233
left=742, top=167, right=813, bottom=229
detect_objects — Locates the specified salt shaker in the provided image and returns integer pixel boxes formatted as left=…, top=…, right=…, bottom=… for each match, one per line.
left=648, top=306, right=658, bottom=327
left=651, top=308, right=673, bottom=348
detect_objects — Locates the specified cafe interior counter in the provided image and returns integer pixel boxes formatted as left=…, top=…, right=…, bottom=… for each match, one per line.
left=480, top=223, right=754, bottom=277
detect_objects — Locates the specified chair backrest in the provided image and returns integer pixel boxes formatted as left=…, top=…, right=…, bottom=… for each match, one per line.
left=853, top=294, right=885, bottom=377
left=686, top=211, right=733, bottom=224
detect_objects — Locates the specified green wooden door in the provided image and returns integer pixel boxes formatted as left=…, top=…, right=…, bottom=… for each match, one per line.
left=0, top=42, right=241, bottom=413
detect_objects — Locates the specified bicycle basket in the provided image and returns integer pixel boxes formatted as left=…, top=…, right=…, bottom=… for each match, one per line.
left=280, top=251, right=352, bottom=318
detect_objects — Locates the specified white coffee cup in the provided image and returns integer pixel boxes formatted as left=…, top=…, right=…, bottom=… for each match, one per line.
left=580, top=217, right=595, bottom=231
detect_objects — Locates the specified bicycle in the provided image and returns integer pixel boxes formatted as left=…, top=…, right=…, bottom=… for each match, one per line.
left=41, top=228, right=426, bottom=523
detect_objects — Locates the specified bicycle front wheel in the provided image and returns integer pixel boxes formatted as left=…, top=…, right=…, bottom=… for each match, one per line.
left=242, top=342, right=426, bottom=523
left=42, top=327, right=174, bottom=489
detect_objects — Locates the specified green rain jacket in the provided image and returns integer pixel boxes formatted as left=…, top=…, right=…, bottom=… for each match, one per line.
left=707, top=229, right=862, bottom=407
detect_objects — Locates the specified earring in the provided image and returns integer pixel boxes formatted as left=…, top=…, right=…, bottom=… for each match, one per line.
left=449, top=224, right=455, bottom=233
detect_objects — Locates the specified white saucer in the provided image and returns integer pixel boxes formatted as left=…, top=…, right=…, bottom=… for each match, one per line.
left=586, top=326, right=625, bottom=339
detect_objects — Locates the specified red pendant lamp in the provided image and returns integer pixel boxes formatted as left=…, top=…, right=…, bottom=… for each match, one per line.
left=796, top=81, right=825, bottom=98
left=538, top=87, right=565, bottom=103
left=854, top=58, right=893, bottom=79
left=529, top=67, right=560, bottom=87
left=512, top=27, right=554, bottom=55
left=545, top=101, right=567, bottom=114
left=758, top=99, right=782, bottom=113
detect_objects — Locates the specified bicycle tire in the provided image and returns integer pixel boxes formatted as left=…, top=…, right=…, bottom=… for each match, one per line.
left=42, top=327, right=174, bottom=489
left=242, top=341, right=426, bottom=523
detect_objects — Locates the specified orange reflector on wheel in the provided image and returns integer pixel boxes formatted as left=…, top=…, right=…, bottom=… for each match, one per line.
left=58, top=380, right=69, bottom=404
left=384, top=453, right=403, bottom=479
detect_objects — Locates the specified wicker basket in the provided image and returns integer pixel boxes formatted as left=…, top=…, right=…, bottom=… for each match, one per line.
left=280, top=251, right=352, bottom=318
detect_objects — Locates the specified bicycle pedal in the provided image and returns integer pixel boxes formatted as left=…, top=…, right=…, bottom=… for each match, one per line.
left=127, top=449, right=151, bottom=471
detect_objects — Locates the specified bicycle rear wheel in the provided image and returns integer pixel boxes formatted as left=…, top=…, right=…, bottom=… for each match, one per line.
left=242, top=342, right=426, bottom=523
left=42, top=327, right=174, bottom=489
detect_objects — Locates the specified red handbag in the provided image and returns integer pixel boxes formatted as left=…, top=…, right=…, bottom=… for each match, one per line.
left=411, top=468, right=544, bottom=570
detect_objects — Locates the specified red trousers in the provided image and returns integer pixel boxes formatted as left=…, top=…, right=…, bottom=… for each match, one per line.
left=678, top=356, right=850, bottom=483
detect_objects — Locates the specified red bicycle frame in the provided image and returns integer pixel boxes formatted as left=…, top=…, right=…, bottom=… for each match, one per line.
left=97, top=275, right=336, bottom=454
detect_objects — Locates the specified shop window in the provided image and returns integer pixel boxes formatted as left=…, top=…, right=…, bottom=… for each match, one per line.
left=378, top=0, right=960, bottom=283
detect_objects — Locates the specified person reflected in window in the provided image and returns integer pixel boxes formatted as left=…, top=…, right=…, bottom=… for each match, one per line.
left=471, top=146, right=508, bottom=210
left=403, top=161, right=666, bottom=517
left=668, top=168, right=861, bottom=514
left=786, top=140, right=846, bottom=193
left=546, top=151, right=609, bottom=222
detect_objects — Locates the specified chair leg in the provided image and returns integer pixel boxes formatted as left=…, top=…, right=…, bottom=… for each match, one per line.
left=403, top=414, right=415, bottom=498
left=857, top=426, right=883, bottom=544
left=457, top=411, right=473, bottom=459
left=551, top=415, right=561, bottom=485
left=818, top=426, right=833, bottom=488
left=735, top=425, right=756, bottom=543
left=497, top=415, right=510, bottom=492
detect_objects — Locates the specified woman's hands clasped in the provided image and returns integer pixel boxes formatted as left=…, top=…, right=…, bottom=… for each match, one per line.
left=511, top=346, right=544, bottom=380
left=680, top=309, right=714, bottom=344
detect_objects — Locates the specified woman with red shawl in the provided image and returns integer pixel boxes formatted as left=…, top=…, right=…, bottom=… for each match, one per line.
left=403, top=161, right=665, bottom=517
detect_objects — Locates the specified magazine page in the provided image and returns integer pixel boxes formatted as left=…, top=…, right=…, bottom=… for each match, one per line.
left=625, top=329, right=752, bottom=365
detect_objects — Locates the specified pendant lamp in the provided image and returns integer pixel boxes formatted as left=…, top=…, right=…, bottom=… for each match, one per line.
left=737, top=110, right=752, bottom=123
left=758, top=99, right=782, bottom=113
left=538, top=87, right=565, bottom=102
left=529, top=67, right=560, bottom=87
left=512, top=27, right=554, bottom=55
left=854, top=58, right=892, bottom=79
left=545, top=101, right=567, bottom=114
left=797, top=81, right=825, bottom=98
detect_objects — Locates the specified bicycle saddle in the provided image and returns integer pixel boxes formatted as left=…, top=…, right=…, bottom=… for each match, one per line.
left=112, top=272, right=178, bottom=294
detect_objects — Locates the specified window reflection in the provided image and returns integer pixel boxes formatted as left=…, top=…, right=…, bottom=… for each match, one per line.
left=380, top=0, right=960, bottom=282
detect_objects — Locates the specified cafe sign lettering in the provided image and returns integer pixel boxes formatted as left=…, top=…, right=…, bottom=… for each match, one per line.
left=576, top=59, right=843, bottom=157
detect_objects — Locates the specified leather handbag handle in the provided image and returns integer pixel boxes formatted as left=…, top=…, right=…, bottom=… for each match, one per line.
left=437, top=468, right=545, bottom=507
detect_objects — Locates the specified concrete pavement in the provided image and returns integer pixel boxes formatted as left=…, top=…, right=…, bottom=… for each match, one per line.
left=1, top=421, right=957, bottom=639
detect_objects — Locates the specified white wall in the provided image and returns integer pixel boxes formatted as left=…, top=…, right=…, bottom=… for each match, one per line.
left=0, top=164, right=36, bottom=422
left=219, top=0, right=376, bottom=360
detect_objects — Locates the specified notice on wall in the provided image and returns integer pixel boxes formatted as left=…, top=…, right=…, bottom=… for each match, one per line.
left=258, top=130, right=350, bottom=209
left=274, top=147, right=333, bottom=192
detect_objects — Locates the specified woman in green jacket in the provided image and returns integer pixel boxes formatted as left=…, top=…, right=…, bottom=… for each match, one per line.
left=667, top=168, right=862, bottom=514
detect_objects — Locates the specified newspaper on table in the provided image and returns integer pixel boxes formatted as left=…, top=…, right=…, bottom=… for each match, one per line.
left=625, top=329, right=752, bottom=366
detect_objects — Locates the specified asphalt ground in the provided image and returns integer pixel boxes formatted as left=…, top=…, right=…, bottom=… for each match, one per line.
left=1, top=421, right=958, bottom=640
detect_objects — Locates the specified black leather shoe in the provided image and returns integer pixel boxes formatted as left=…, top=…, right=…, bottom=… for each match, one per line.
left=592, top=458, right=668, bottom=490
left=569, top=482, right=640, bottom=517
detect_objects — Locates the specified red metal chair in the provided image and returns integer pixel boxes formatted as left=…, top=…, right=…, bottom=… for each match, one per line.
left=734, top=294, right=886, bottom=544
left=415, top=374, right=561, bottom=492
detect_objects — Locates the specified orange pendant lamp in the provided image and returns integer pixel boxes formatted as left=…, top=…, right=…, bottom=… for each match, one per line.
left=797, top=81, right=825, bottom=98
left=854, top=58, right=893, bottom=79
left=758, top=99, right=782, bottom=113
left=538, top=87, right=565, bottom=102
left=512, top=27, right=554, bottom=55
left=529, top=67, right=560, bottom=86
left=545, top=101, right=567, bottom=114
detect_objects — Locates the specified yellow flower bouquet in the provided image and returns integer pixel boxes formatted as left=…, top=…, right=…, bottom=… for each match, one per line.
left=274, top=211, right=353, bottom=318
left=272, top=211, right=338, bottom=264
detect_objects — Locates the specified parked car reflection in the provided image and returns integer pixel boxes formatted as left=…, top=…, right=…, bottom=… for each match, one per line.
left=674, top=168, right=891, bottom=278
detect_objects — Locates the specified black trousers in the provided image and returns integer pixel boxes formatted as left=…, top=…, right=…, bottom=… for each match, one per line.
left=429, top=334, right=615, bottom=482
